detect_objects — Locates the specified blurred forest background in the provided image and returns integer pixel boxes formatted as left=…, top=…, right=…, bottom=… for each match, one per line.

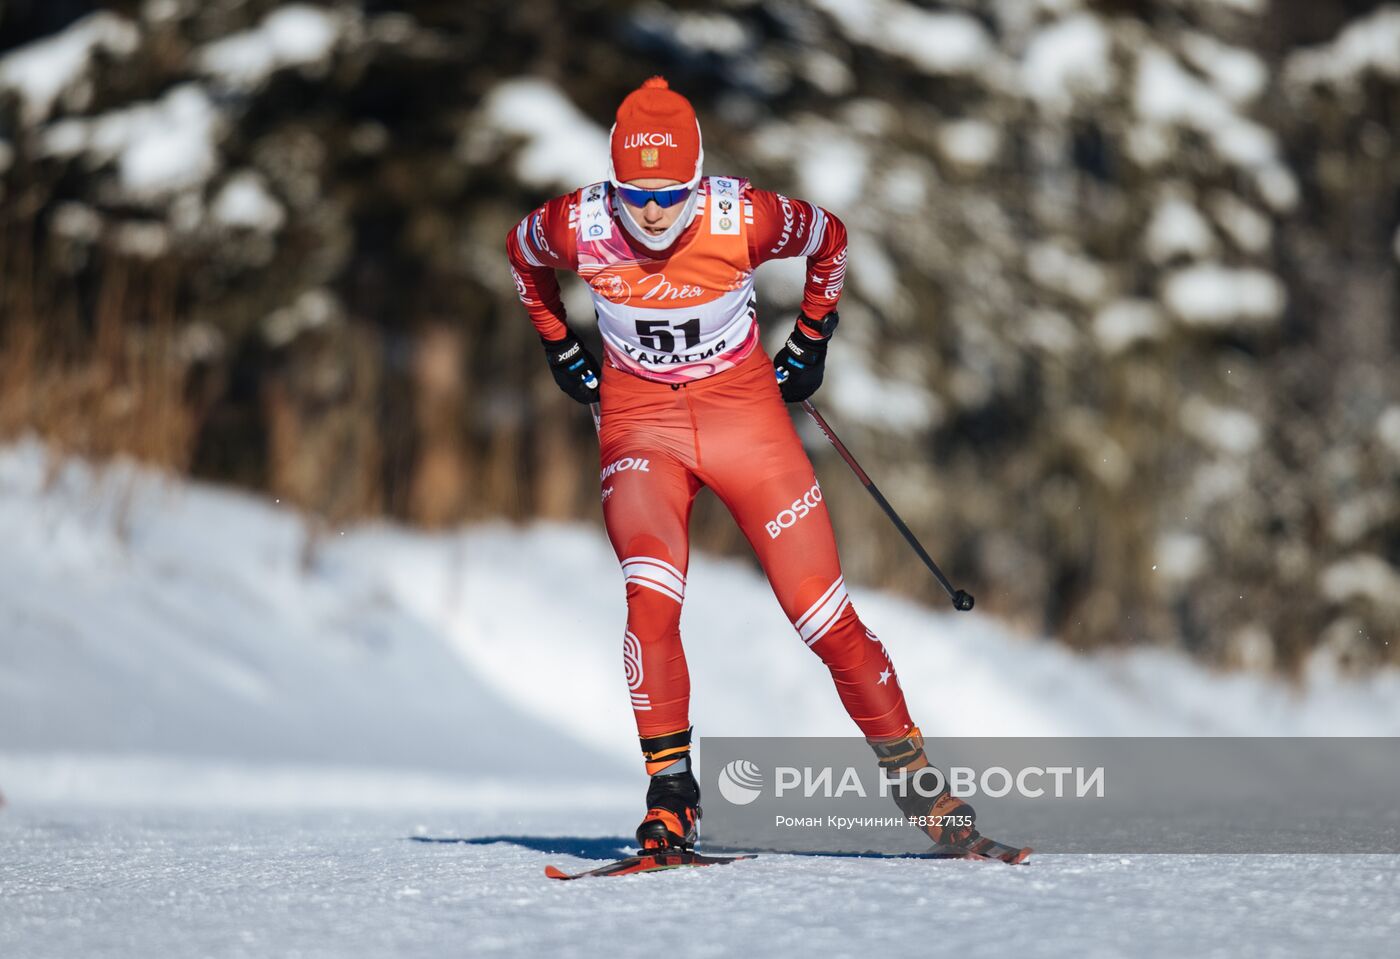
left=0, top=0, right=1396, bottom=671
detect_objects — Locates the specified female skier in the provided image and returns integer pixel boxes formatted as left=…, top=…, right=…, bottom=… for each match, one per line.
left=506, top=77, right=982, bottom=856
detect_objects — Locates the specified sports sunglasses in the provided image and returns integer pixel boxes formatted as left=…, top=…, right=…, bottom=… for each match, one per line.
left=612, top=182, right=695, bottom=208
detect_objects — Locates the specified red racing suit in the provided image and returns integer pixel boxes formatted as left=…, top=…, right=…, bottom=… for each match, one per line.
left=507, top=176, right=915, bottom=761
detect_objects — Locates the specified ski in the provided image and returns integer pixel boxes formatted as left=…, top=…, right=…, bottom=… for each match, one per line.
left=942, top=835, right=1033, bottom=865
left=541, top=839, right=1026, bottom=880
left=544, top=850, right=757, bottom=880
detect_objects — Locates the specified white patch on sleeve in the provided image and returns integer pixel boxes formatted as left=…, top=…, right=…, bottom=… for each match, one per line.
left=709, top=177, right=741, bottom=235
left=577, top=181, right=612, bottom=242
left=515, top=219, right=542, bottom=267
left=801, top=206, right=828, bottom=257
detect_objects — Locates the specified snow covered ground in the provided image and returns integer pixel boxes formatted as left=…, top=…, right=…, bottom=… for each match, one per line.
left=6, top=807, right=1398, bottom=959
left=2, top=438, right=1399, bottom=957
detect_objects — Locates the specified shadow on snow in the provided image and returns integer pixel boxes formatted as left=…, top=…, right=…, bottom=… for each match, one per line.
left=407, top=835, right=961, bottom=861
left=407, top=835, right=635, bottom=859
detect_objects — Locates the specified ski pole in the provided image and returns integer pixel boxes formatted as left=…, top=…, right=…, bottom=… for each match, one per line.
left=589, top=401, right=601, bottom=435
left=800, top=400, right=975, bottom=612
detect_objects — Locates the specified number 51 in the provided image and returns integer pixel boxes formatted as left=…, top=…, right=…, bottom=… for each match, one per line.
left=636, top=317, right=700, bottom=354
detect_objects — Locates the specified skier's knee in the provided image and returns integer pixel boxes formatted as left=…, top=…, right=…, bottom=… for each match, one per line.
left=625, top=586, right=684, bottom=640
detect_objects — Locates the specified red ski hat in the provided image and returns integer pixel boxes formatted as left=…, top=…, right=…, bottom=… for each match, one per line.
left=609, top=76, right=702, bottom=184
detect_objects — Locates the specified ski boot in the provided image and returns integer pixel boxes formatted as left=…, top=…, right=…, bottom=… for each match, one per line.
left=870, top=726, right=979, bottom=848
left=635, top=727, right=701, bottom=851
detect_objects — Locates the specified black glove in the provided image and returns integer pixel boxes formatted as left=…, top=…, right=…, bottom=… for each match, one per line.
left=542, top=330, right=601, bottom=404
left=773, top=311, right=838, bottom=403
